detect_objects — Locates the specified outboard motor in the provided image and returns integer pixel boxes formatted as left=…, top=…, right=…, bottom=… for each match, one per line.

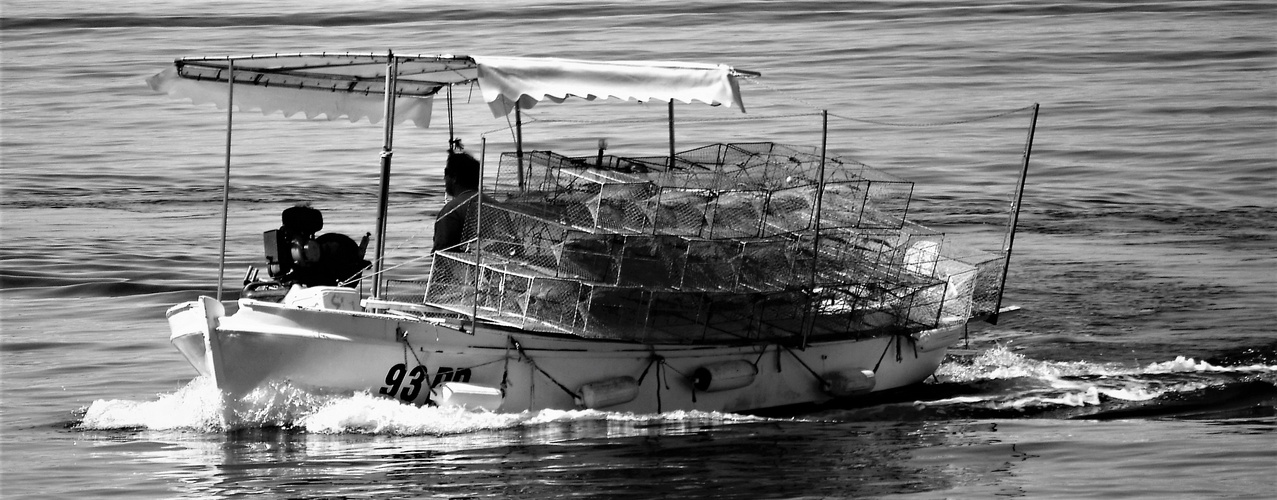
left=264, top=205, right=326, bottom=278
left=249, top=205, right=371, bottom=297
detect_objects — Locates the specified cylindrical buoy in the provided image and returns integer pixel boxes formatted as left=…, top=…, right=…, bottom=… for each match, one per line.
left=578, top=376, right=640, bottom=409
left=822, top=369, right=875, bottom=397
left=692, top=360, right=758, bottom=392
left=434, top=382, right=504, bottom=411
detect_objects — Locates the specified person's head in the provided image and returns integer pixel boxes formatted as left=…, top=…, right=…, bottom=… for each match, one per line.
left=444, top=152, right=481, bottom=195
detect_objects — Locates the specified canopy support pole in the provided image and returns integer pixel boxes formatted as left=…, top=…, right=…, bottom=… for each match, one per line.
left=989, top=103, right=1039, bottom=325
left=802, top=110, right=829, bottom=349
left=216, top=60, right=234, bottom=301
left=471, top=137, right=487, bottom=333
left=447, top=84, right=456, bottom=151
left=515, top=102, right=525, bottom=190
left=668, top=100, right=676, bottom=168
left=371, top=52, right=398, bottom=299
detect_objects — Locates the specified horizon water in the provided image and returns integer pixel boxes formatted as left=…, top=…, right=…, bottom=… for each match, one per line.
left=2, top=1, right=1276, bottom=498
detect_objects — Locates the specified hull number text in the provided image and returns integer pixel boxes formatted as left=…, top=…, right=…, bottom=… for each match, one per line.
left=379, top=364, right=472, bottom=402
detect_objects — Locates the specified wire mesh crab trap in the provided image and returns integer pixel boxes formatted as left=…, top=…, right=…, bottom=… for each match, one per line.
left=421, top=142, right=1005, bottom=343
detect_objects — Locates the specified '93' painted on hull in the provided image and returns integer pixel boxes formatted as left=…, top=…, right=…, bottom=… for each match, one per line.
left=379, top=364, right=472, bottom=403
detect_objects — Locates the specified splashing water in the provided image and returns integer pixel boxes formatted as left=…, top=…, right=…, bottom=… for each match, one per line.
left=77, top=376, right=226, bottom=431
left=76, top=376, right=770, bottom=435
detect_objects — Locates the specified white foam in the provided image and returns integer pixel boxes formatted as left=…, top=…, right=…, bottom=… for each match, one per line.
left=78, top=376, right=224, bottom=431
left=1144, top=356, right=1276, bottom=374
left=76, top=377, right=770, bottom=435
left=1039, top=387, right=1101, bottom=407
left=937, top=345, right=1132, bottom=383
left=1095, top=387, right=1162, bottom=402
left=917, top=396, right=989, bottom=406
left=299, top=392, right=527, bottom=435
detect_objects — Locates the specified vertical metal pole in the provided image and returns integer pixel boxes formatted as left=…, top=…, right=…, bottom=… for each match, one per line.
left=802, top=110, right=829, bottom=348
left=447, top=84, right=455, bottom=151
left=668, top=100, right=676, bottom=168
left=216, top=59, right=234, bottom=301
left=515, top=102, right=525, bottom=190
left=471, top=137, right=487, bottom=333
left=990, top=103, right=1039, bottom=324
left=371, top=52, right=398, bottom=299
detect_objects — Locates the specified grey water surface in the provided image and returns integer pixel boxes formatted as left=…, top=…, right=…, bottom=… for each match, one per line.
left=2, top=1, right=1274, bottom=498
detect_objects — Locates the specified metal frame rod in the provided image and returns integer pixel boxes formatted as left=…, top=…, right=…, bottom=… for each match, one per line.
left=216, top=59, right=234, bottom=301
left=371, top=52, right=398, bottom=299
left=447, top=84, right=455, bottom=151
left=472, top=137, right=487, bottom=333
left=802, top=110, right=829, bottom=348
left=515, top=102, right=524, bottom=190
left=668, top=100, right=676, bottom=168
left=990, top=103, right=1039, bottom=324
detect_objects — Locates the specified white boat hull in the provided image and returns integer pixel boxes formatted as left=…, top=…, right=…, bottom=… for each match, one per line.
left=168, top=296, right=958, bottom=414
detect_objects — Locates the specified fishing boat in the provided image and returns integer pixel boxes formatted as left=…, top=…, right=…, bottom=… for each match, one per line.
left=149, top=52, right=1036, bottom=417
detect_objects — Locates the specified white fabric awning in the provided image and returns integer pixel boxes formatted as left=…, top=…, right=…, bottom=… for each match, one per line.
left=147, top=53, right=756, bottom=127
left=472, top=56, right=748, bottom=117
left=146, top=67, right=437, bottom=127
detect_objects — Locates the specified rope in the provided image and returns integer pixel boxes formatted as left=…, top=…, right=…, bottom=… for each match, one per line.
left=336, top=213, right=437, bottom=287
left=752, top=346, right=768, bottom=367
left=398, top=326, right=427, bottom=368
left=655, top=358, right=665, bottom=413
left=779, top=344, right=829, bottom=389
left=873, top=334, right=893, bottom=372
left=480, top=120, right=520, bottom=139
left=477, top=105, right=526, bottom=143
left=636, top=354, right=661, bottom=385
left=500, top=338, right=511, bottom=397
left=510, top=337, right=579, bottom=399
left=339, top=213, right=440, bottom=287
left=340, top=252, right=434, bottom=287
left=451, top=357, right=507, bottom=373
left=661, top=360, right=693, bottom=380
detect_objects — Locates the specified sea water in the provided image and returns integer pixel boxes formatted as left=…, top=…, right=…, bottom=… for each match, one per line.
left=2, top=1, right=1275, bottom=498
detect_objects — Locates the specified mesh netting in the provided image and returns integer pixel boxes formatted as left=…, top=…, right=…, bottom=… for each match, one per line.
left=423, top=142, right=1005, bottom=343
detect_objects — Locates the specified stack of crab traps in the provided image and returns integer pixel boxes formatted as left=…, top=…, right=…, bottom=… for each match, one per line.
left=422, top=142, right=1004, bottom=344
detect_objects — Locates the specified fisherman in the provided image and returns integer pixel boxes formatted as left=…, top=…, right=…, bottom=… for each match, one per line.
left=432, top=151, right=483, bottom=252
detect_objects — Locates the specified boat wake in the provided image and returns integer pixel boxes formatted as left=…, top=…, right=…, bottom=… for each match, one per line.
left=813, top=345, right=1277, bottom=421
left=74, top=346, right=1276, bottom=434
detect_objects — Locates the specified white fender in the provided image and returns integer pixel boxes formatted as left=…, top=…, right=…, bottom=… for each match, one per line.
left=434, top=382, right=504, bottom=411
left=692, top=360, right=758, bottom=392
left=578, top=376, right=640, bottom=409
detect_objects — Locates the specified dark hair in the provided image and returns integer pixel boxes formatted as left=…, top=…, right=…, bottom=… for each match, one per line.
left=444, top=152, right=481, bottom=190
